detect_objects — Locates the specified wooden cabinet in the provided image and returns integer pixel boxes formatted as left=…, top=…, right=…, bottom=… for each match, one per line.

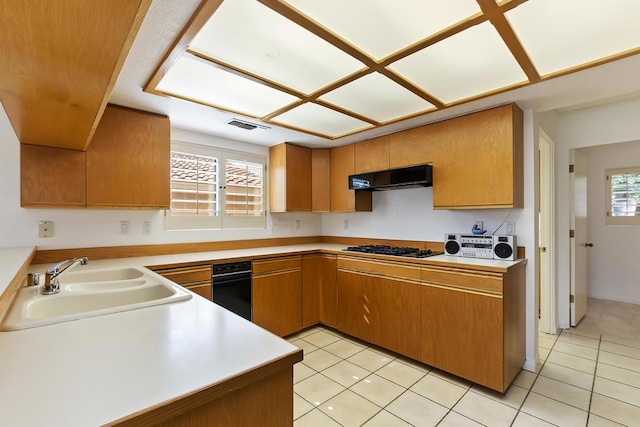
left=421, top=262, right=526, bottom=392
left=252, top=256, right=302, bottom=336
left=20, top=144, right=86, bottom=208
left=330, top=144, right=372, bottom=212
left=302, top=254, right=337, bottom=327
left=432, top=104, right=524, bottom=209
left=337, top=256, right=422, bottom=359
left=152, top=264, right=212, bottom=300
left=355, top=136, right=389, bottom=173
left=87, top=105, right=170, bottom=209
left=311, top=149, right=331, bottom=212
left=269, top=143, right=312, bottom=212
left=389, top=121, right=444, bottom=168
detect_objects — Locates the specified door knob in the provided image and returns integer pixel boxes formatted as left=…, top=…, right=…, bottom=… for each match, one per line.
left=585, top=243, right=594, bottom=247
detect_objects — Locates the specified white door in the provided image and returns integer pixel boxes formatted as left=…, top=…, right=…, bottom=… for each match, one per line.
left=570, top=149, right=588, bottom=326
left=539, top=132, right=555, bottom=334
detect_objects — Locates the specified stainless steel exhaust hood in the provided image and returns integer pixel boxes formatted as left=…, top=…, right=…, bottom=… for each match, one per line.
left=348, top=164, right=433, bottom=191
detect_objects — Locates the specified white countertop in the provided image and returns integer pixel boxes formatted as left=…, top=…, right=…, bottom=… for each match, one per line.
left=0, top=243, right=524, bottom=426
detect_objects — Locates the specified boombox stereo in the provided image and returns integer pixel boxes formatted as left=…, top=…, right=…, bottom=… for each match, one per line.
left=444, top=234, right=517, bottom=261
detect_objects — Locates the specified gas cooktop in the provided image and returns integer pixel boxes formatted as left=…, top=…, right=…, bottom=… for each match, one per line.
left=343, top=245, right=442, bottom=258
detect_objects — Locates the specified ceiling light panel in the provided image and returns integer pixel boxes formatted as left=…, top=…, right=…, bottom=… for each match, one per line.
left=284, top=0, right=481, bottom=60
left=319, top=72, right=435, bottom=122
left=189, top=0, right=364, bottom=95
left=506, top=0, right=640, bottom=76
left=389, top=21, right=528, bottom=104
left=271, top=103, right=373, bottom=136
left=156, top=56, right=298, bottom=117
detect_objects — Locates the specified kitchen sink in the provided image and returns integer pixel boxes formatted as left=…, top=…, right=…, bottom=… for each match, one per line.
left=0, top=266, right=191, bottom=331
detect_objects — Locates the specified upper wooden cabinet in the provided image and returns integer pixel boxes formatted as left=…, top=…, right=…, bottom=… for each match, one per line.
left=330, top=144, right=372, bottom=212
left=0, top=0, right=151, bottom=150
left=87, top=105, right=170, bottom=209
left=269, top=143, right=312, bottom=212
left=355, top=136, right=389, bottom=173
left=432, top=104, right=524, bottom=209
left=311, top=149, right=331, bottom=212
left=389, top=122, right=445, bottom=168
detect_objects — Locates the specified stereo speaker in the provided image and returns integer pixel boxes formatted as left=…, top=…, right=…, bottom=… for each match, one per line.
left=444, top=234, right=461, bottom=256
left=493, top=235, right=517, bottom=261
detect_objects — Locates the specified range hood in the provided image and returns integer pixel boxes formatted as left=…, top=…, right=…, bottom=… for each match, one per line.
left=348, top=164, right=433, bottom=191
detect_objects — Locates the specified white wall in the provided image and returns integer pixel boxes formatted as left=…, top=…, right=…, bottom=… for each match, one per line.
left=582, top=140, right=640, bottom=303
left=0, top=105, right=322, bottom=250
left=556, top=97, right=640, bottom=328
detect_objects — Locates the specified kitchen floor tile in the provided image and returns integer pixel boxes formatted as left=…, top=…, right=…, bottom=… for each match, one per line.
left=437, top=411, right=484, bottom=426
left=351, top=374, right=405, bottom=407
left=601, top=332, right=640, bottom=349
left=291, top=338, right=319, bottom=355
left=294, top=373, right=345, bottom=406
left=395, top=356, right=431, bottom=372
left=538, top=346, right=551, bottom=363
left=294, top=408, right=342, bottom=427
left=322, top=360, right=370, bottom=387
left=593, top=376, right=640, bottom=407
left=302, top=330, right=342, bottom=348
left=590, top=392, right=640, bottom=426
left=297, top=326, right=324, bottom=338
left=596, top=361, right=640, bottom=388
left=531, top=375, right=592, bottom=410
left=539, top=362, right=595, bottom=390
left=513, top=369, right=537, bottom=390
left=410, top=373, right=467, bottom=408
left=558, top=332, right=601, bottom=349
left=469, top=383, right=528, bottom=409
left=587, top=414, right=626, bottom=426
left=294, top=362, right=316, bottom=383
left=294, top=392, right=314, bottom=419
left=521, top=392, right=588, bottom=427
left=428, top=368, right=473, bottom=389
left=553, top=340, right=599, bottom=360
left=546, top=350, right=597, bottom=374
left=453, top=389, right=518, bottom=427
left=386, top=390, right=449, bottom=427
left=362, top=409, right=413, bottom=426
left=599, top=351, right=640, bottom=373
left=302, top=348, right=342, bottom=371
left=538, top=334, right=557, bottom=349
left=600, top=340, right=640, bottom=360
left=347, top=348, right=394, bottom=372
left=319, top=390, right=381, bottom=427
left=323, top=338, right=366, bottom=359
left=376, top=360, right=427, bottom=388
left=512, top=411, right=556, bottom=426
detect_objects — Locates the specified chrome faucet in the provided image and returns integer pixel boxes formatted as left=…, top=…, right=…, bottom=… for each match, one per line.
left=43, top=257, right=88, bottom=295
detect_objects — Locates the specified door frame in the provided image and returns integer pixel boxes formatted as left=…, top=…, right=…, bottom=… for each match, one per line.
left=539, top=130, right=557, bottom=334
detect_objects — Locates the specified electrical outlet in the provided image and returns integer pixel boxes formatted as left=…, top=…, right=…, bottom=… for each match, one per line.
left=120, top=221, right=129, bottom=235
left=344, top=220, right=349, bottom=230
left=143, top=221, right=151, bottom=235
left=506, top=221, right=515, bottom=235
left=38, top=221, right=53, bottom=238
left=295, top=219, right=300, bottom=230
left=474, top=220, right=483, bottom=230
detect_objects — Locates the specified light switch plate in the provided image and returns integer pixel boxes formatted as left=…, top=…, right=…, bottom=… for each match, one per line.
left=506, top=221, right=515, bottom=235
left=143, top=221, right=151, bottom=235
left=38, top=221, right=53, bottom=238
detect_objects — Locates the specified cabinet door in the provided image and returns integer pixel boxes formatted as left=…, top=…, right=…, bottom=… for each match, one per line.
left=253, top=269, right=302, bottom=337
left=421, top=284, right=504, bottom=391
left=389, top=124, right=443, bottom=168
left=355, top=136, right=389, bottom=173
left=186, top=282, right=212, bottom=299
left=311, top=149, right=331, bottom=212
left=432, top=104, right=523, bottom=209
left=336, top=270, right=373, bottom=342
left=20, top=144, right=86, bottom=207
left=269, top=143, right=311, bottom=212
left=302, top=254, right=337, bottom=327
left=330, top=144, right=372, bottom=212
left=86, top=105, right=170, bottom=208
left=372, top=276, right=421, bottom=360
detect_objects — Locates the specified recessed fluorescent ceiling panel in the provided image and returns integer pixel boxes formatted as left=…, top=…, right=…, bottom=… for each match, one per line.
left=389, top=21, right=527, bottom=104
left=506, top=0, right=640, bottom=76
left=272, top=103, right=372, bottom=136
left=156, top=56, right=298, bottom=117
left=189, top=0, right=364, bottom=95
left=319, top=72, right=435, bottom=122
left=284, top=0, right=481, bottom=60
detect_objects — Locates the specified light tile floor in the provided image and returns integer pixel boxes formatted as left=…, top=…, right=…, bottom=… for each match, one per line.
left=288, top=298, right=640, bottom=426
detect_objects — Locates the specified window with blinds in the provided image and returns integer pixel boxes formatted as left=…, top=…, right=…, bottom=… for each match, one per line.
left=165, top=142, right=266, bottom=230
left=606, top=167, right=640, bottom=225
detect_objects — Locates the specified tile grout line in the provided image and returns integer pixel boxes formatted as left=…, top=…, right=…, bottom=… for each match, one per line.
left=585, top=333, right=603, bottom=426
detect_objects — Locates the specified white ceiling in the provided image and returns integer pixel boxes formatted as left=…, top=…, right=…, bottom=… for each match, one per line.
left=110, top=0, right=640, bottom=148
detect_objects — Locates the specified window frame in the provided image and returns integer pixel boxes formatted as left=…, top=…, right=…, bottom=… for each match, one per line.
left=165, top=141, right=266, bottom=231
left=606, top=166, right=640, bottom=226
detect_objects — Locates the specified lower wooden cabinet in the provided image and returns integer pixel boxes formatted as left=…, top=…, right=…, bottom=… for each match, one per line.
left=302, top=254, right=337, bottom=327
left=253, top=256, right=302, bottom=337
left=151, top=264, right=212, bottom=300
left=336, top=269, right=373, bottom=343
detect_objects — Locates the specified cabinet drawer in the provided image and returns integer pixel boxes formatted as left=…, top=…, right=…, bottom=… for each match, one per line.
left=421, top=267, right=503, bottom=294
left=154, top=265, right=211, bottom=285
left=186, top=282, right=212, bottom=299
left=253, top=256, right=302, bottom=274
left=337, top=256, right=421, bottom=281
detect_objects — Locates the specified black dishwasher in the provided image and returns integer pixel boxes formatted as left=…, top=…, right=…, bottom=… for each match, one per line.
left=212, top=261, right=252, bottom=321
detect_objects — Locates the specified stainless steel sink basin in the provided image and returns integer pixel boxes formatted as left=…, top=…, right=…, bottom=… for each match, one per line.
left=0, top=266, right=191, bottom=331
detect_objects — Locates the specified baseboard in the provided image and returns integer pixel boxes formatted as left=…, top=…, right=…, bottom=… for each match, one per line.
left=588, top=292, right=640, bottom=305
left=522, top=358, right=537, bottom=373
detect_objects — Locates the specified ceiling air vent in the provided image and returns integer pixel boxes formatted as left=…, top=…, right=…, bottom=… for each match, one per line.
left=227, top=119, right=270, bottom=131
